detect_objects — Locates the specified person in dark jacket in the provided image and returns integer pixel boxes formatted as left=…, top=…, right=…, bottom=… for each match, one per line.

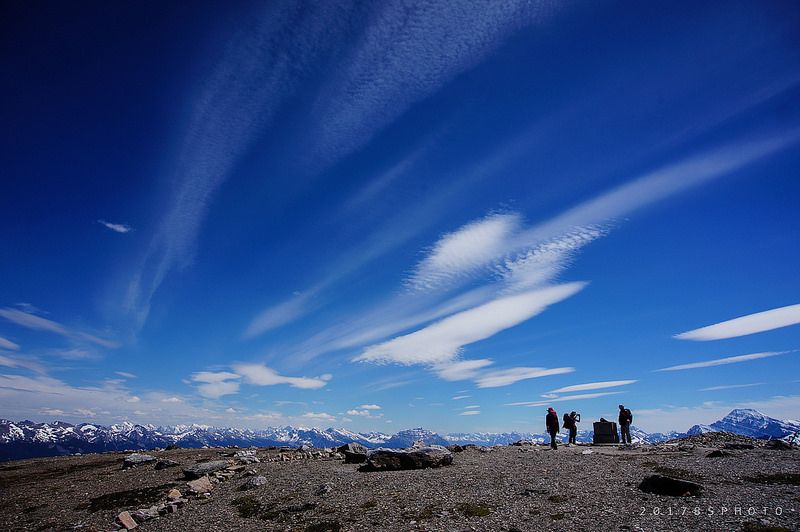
left=618, top=404, right=633, bottom=445
left=563, top=411, right=579, bottom=445
left=546, top=407, right=560, bottom=449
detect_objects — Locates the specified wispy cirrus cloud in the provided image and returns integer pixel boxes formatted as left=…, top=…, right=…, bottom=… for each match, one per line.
left=123, top=2, right=363, bottom=329
left=97, top=220, right=132, bottom=234
left=475, top=367, right=574, bottom=388
left=434, top=359, right=494, bottom=381
left=302, top=412, right=336, bottom=422
left=0, top=336, right=20, bottom=351
left=656, top=351, right=791, bottom=371
left=115, top=371, right=137, bottom=379
left=675, top=304, right=800, bottom=341
left=507, top=391, right=624, bottom=407
left=232, top=363, right=331, bottom=390
left=355, top=283, right=585, bottom=365
left=190, top=371, right=242, bottom=399
left=408, top=213, right=522, bottom=290
left=698, top=383, right=765, bottom=392
left=548, top=380, right=637, bottom=394
left=0, top=307, right=118, bottom=349
left=0, top=354, right=46, bottom=374
left=306, top=0, right=559, bottom=168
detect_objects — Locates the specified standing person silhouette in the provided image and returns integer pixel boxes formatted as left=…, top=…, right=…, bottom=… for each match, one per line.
left=618, top=404, right=633, bottom=445
left=563, top=411, right=579, bottom=445
left=546, top=407, right=560, bottom=449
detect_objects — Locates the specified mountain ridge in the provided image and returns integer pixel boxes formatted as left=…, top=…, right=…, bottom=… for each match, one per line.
left=2, top=409, right=798, bottom=461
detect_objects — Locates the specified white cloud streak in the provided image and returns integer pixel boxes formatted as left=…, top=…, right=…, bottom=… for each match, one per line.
left=355, top=283, right=586, bottom=365
left=698, top=383, right=765, bottom=392
left=0, top=307, right=118, bottom=349
left=507, top=391, right=623, bottom=407
left=98, top=220, right=132, bottom=233
left=475, top=366, right=574, bottom=388
left=656, top=351, right=790, bottom=371
left=675, top=304, right=800, bottom=341
left=434, top=359, right=493, bottom=381
left=549, top=380, right=637, bottom=394
left=232, top=363, right=329, bottom=390
left=409, top=213, right=521, bottom=290
left=0, top=336, right=20, bottom=351
left=0, top=354, right=46, bottom=374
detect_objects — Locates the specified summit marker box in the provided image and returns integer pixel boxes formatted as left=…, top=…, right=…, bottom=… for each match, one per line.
left=593, top=421, right=620, bottom=444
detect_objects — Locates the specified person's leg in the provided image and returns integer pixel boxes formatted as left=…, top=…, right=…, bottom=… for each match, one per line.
left=571, top=428, right=577, bottom=444
left=550, top=431, right=557, bottom=449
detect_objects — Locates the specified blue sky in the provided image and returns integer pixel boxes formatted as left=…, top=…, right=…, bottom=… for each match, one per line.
left=1, top=0, right=799, bottom=434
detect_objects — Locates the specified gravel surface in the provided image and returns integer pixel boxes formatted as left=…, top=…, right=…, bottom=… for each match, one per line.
left=0, top=441, right=797, bottom=531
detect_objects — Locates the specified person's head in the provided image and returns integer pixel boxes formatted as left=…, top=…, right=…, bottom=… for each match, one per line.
left=619, top=404, right=625, bottom=410
left=570, top=411, right=576, bottom=416
left=547, top=407, right=555, bottom=413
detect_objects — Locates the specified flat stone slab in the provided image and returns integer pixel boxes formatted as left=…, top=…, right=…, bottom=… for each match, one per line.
left=183, top=460, right=230, bottom=479
left=638, top=474, right=703, bottom=497
left=361, top=446, right=453, bottom=472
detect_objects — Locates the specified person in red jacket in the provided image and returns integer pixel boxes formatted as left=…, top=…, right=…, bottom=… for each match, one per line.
left=545, top=407, right=560, bottom=449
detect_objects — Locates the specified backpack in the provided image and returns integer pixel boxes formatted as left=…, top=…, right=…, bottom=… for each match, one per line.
left=624, top=409, right=633, bottom=423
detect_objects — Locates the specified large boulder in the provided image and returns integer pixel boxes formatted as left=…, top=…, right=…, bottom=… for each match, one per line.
left=337, top=442, right=368, bottom=464
left=361, top=445, right=453, bottom=472
left=123, top=453, right=157, bottom=469
left=183, top=460, right=230, bottom=479
left=639, top=475, right=703, bottom=497
left=186, top=475, right=214, bottom=494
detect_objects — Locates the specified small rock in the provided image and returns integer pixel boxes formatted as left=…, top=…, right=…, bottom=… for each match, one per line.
left=315, top=483, right=333, bottom=496
left=244, top=469, right=258, bottom=476
left=116, top=511, right=137, bottom=529
left=165, top=444, right=180, bottom=450
left=155, top=459, right=179, bottom=470
left=446, top=444, right=464, bottom=452
left=183, top=460, right=230, bottom=479
left=166, top=488, right=182, bottom=500
left=239, top=475, right=268, bottom=491
left=581, top=449, right=593, bottom=455
left=122, top=453, right=157, bottom=469
left=638, top=475, right=703, bottom=497
left=705, top=449, right=729, bottom=458
left=186, top=475, right=214, bottom=494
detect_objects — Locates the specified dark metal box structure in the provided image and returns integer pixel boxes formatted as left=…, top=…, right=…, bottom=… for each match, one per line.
left=593, top=421, right=620, bottom=444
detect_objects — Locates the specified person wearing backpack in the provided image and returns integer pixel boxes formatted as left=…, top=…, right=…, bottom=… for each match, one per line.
left=563, top=411, right=579, bottom=445
left=546, top=407, right=560, bottom=449
left=618, top=404, right=633, bottom=445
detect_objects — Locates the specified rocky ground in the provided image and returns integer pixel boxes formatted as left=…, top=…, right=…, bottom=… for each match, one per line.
left=0, top=435, right=797, bottom=532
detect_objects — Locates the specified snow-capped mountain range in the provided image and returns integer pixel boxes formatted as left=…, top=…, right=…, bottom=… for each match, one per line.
left=1, top=409, right=797, bottom=461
